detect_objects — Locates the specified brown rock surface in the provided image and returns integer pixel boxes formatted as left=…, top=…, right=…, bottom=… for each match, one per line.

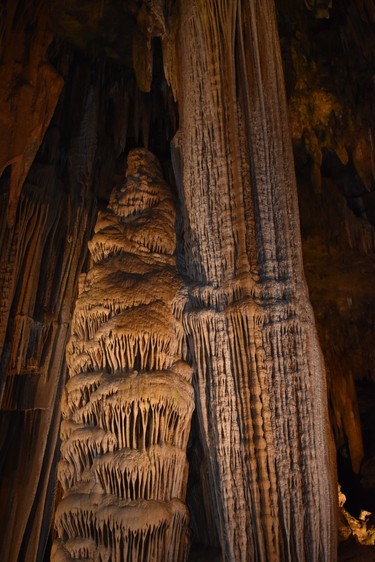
left=0, top=0, right=63, bottom=228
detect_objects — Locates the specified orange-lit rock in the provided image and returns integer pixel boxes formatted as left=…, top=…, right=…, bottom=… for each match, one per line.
left=0, top=1, right=63, bottom=227
left=0, top=1, right=374, bottom=561
left=171, top=1, right=337, bottom=560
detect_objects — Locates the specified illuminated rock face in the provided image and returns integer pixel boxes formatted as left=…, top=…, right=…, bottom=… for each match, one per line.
left=52, top=148, right=194, bottom=562
left=170, top=1, right=337, bottom=560
left=0, top=0, right=375, bottom=560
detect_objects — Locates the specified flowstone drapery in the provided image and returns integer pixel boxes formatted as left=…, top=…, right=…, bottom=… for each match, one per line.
left=169, top=1, right=337, bottom=560
left=52, top=148, right=194, bottom=562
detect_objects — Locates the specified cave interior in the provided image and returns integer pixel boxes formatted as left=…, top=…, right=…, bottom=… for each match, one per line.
left=0, top=0, right=375, bottom=561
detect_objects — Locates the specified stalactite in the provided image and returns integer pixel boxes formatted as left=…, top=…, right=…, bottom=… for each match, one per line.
left=53, top=148, right=194, bottom=562
left=170, top=0, right=337, bottom=560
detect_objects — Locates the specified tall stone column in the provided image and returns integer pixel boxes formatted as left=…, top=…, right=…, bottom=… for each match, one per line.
left=52, top=148, right=194, bottom=562
left=171, top=1, right=337, bottom=560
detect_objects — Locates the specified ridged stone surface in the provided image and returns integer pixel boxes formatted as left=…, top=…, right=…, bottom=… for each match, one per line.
left=170, top=1, right=337, bottom=560
left=53, top=148, right=194, bottom=562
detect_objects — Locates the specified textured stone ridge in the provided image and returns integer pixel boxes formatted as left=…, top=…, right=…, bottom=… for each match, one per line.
left=170, top=1, right=337, bottom=560
left=53, top=148, right=194, bottom=562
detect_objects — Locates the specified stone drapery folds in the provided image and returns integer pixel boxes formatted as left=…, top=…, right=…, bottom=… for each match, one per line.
left=170, top=0, right=337, bottom=561
left=0, top=0, right=371, bottom=560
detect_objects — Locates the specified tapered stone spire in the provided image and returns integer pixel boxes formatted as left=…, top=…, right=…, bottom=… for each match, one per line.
left=52, top=148, right=194, bottom=562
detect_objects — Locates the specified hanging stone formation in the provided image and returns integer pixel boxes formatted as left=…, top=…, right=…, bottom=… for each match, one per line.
left=52, top=148, right=194, bottom=562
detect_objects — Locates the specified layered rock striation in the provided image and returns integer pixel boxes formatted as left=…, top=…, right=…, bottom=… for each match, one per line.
left=53, top=148, right=194, bottom=562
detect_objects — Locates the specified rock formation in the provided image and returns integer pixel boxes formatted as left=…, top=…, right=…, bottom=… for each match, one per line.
left=52, top=148, right=194, bottom=562
left=0, top=1, right=374, bottom=561
left=338, top=485, right=375, bottom=546
left=171, top=1, right=337, bottom=560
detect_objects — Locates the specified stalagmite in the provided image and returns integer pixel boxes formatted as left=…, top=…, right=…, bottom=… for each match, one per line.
left=53, top=148, right=194, bottom=562
left=170, top=1, right=337, bottom=561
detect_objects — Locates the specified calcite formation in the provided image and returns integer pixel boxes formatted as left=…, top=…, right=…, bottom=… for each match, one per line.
left=0, top=85, right=100, bottom=562
left=53, top=148, right=194, bottom=562
left=170, top=0, right=337, bottom=560
left=0, top=0, right=63, bottom=228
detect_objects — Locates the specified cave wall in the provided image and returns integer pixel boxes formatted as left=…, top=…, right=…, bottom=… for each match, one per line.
left=0, top=37, right=99, bottom=562
left=0, top=0, right=374, bottom=561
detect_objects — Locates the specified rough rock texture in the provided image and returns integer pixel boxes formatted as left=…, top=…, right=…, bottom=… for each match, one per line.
left=338, top=485, right=375, bottom=546
left=0, top=68, right=101, bottom=562
left=0, top=4, right=179, bottom=558
left=0, top=1, right=374, bottom=561
left=53, top=148, right=194, bottom=562
left=170, top=1, right=337, bottom=560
